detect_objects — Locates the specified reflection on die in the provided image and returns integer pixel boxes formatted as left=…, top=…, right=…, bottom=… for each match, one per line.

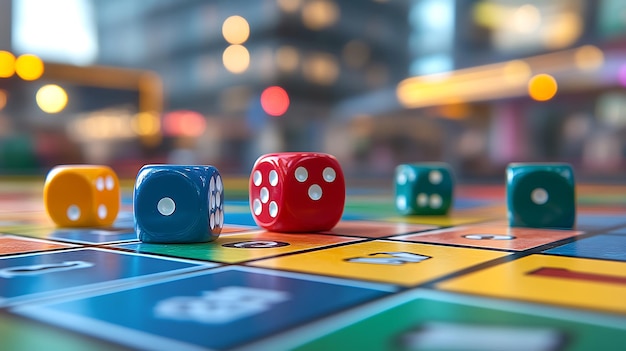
left=249, top=152, right=346, bottom=233
left=44, top=165, right=120, bottom=227
left=134, top=165, right=224, bottom=243
left=506, top=163, right=576, bottom=229
left=394, top=163, right=454, bottom=215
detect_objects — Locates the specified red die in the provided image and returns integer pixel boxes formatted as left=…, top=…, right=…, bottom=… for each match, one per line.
left=249, top=152, right=346, bottom=232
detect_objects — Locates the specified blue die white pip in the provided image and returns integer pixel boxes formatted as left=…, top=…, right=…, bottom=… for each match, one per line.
left=134, top=165, right=224, bottom=243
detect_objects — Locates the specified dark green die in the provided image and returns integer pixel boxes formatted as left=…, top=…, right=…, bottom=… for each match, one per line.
left=394, top=163, right=454, bottom=215
left=506, top=163, right=576, bottom=229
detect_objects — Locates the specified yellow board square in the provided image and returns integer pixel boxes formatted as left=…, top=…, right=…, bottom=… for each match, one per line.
left=250, top=240, right=509, bottom=286
left=438, top=254, right=626, bottom=314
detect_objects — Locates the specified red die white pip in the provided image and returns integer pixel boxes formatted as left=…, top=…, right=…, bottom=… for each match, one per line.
left=249, top=152, right=346, bottom=232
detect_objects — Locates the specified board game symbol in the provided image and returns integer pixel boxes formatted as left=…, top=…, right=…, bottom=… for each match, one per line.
left=506, top=163, right=576, bottom=229
left=249, top=152, right=346, bottom=232
left=394, top=163, right=454, bottom=215
left=44, top=165, right=120, bottom=227
left=134, top=165, right=224, bottom=243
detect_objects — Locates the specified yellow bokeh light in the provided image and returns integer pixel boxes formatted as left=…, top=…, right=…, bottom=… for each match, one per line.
left=303, top=53, right=339, bottom=85
left=575, top=45, right=604, bottom=71
left=222, top=15, right=250, bottom=45
left=223, top=45, right=250, bottom=74
left=542, top=13, right=582, bottom=49
left=276, top=46, right=300, bottom=72
left=276, top=0, right=302, bottom=13
left=512, top=4, right=541, bottom=34
left=0, top=90, right=7, bottom=111
left=36, top=84, right=68, bottom=113
left=528, top=74, right=558, bottom=101
left=0, top=51, right=16, bottom=78
left=302, top=0, right=340, bottom=30
left=503, top=60, right=531, bottom=85
left=131, top=112, right=161, bottom=136
left=15, top=54, right=44, bottom=81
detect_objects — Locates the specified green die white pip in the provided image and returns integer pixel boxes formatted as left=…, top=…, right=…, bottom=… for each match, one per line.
left=506, top=163, right=576, bottom=229
left=394, top=163, right=454, bottom=215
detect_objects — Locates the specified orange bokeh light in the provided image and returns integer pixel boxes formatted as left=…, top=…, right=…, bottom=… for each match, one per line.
left=528, top=74, right=558, bottom=101
left=163, top=110, right=207, bottom=137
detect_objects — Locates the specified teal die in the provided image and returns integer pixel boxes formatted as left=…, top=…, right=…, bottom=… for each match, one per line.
left=394, top=163, right=454, bottom=215
left=506, top=163, right=576, bottom=229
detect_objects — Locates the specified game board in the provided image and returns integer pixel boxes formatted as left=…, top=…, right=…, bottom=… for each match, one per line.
left=1, top=179, right=626, bottom=351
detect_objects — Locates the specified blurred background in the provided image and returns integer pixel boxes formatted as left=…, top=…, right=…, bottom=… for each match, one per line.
left=1, top=0, right=626, bottom=183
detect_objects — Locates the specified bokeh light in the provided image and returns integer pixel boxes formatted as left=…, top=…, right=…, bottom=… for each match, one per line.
left=276, top=46, right=300, bottom=73
left=619, top=64, right=626, bottom=87
left=0, top=90, right=7, bottom=111
left=276, top=0, right=302, bottom=13
left=302, top=0, right=340, bottom=30
left=261, top=86, right=290, bottom=117
left=131, top=112, right=161, bottom=136
left=575, top=45, right=604, bottom=71
left=503, top=60, right=531, bottom=85
left=15, top=54, right=44, bottom=81
left=222, top=15, right=250, bottom=45
left=222, top=45, right=250, bottom=74
left=528, top=74, right=558, bottom=101
left=0, top=51, right=16, bottom=78
left=541, top=13, right=582, bottom=49
left=512, top=4, right=541, bottom=34
left=36, top=84, right=68, bottom=113
left=163, top=110, right=206, bottom=137
left=303, top=53, right=339, bottom=85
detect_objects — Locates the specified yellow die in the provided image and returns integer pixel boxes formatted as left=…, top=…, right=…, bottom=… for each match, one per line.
left=44, top=165, right=120, bottom=227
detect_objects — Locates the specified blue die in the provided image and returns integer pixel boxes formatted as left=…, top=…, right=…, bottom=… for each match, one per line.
left=134, top=165, right=224, bottom=243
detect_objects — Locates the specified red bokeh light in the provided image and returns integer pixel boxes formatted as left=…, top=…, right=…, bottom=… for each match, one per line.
left=260, top=86, right=290, bottom=117
left=163, top=110, right=206, bottom=137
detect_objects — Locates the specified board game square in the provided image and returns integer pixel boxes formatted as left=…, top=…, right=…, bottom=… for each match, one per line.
left=115, top=231, right=363, bottom=263
left=250, top=240, right=509, bottom=286
left=0, top=248, right=213, bottom=306
left=544, top=234, right=626, bottom=261
left=265, top=290, right=626, bottom=351
left=14, top=266, right=393, bottom=351
left=0, top=235, right=77, bottom=256
left=321, top=220, right=436, bottom=238
left=388, top=224, right=582, bottom=251
left=438, top=254, right=626, bottom=314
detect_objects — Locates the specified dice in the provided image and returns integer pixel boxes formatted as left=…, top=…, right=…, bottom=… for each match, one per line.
left=506, top=163, right=576, bottom=229
left=249, top=152, right=345, bottom=232
left=134, top=165, right=224, bottom=243
left=44, top=165, right=120, bottom=227
left=394, top=163, right=454, bottom=215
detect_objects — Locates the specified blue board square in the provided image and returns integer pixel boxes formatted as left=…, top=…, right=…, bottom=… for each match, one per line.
left=16, top=266, right=393, bottom=350
left=575, top=214, right=626, bottom=231
left=50, top=228, right=137, bottom=244
left=544, top=234, right=626, bottom=261
left=0, top=248, right=212, bottom=306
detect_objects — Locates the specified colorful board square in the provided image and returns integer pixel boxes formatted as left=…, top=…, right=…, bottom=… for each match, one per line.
left=250, top=240, right=509, bottom=286
left=0, top=313, right=116, bottom=351
left=438, top=254, right=626, bottom=314
left=0, top=235, right=76, bottom=255
left=0, top=248, right=213, bottom=306
left=15, top=266, right=394, bottom=351
left=575, top=214, right=626, bottom=231
left=116, top=231, right=364, bottom=264
left=389, top=224, right=582, bottom=251
left=322, top=220, right=436, bottom=238
left=544, top=234, right=626, bottom=261
left=6, top=227, right=136, bottom=244
left=254, top=290, right=626, bottom=351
